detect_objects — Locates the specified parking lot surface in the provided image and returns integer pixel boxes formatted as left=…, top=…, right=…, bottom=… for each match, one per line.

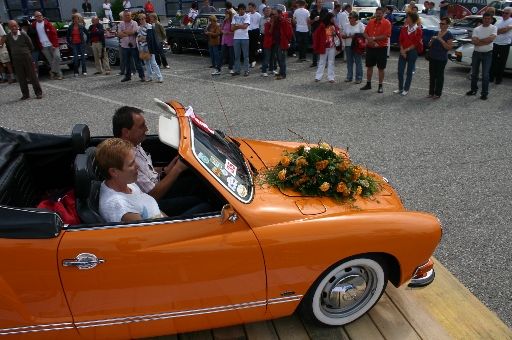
left=1, top=49, right=510, bottom=329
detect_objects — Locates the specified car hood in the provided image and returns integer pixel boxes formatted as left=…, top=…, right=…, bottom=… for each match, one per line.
left=236, top=138, right=404, bottom=220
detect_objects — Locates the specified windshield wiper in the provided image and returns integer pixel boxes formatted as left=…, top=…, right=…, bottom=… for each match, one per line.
left=215, top=130, right=258, bottom=175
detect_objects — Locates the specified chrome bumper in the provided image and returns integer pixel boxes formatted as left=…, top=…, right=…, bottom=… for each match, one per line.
left=407, top=268, right=435, bottom=288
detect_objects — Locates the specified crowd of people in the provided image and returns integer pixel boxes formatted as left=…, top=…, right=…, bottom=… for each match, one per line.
left=1, top=1, right=511, bottom=101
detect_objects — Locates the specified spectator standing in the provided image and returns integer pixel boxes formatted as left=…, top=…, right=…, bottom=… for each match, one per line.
left=82, top=0, right=92, bottom=13
left=384, top=5, right=396, bottom=57
left=361, top=7, right=391, bottom=92
left=199, top=0, right=217, bottom=14
left=137, top=14, right=162, bottom=82
left=259, top=0, right=267, bottom=14
left=313, top=13, right=341, bottom=83
left=427, top=16, right=453, bottom=98
left=118, top=10, right=145, bottom=82
left=342, top=11, right=365, bottom=83
left=5, top=20, right=42, bottom=99
left=148, top=13, right=169, bottom=69
left=308, top=0, right=329, bottom=67
left=0, top=21, right=16, bottom=84
left=19, top=20, right=40, bottom=77
left=88, top=16, right=111, bottom=75
left=333, top=4, right=342, bottom=26
left=32, top=11, right=63, bottom=80
left=103, top=0, right=114, bottom=22
left=466, top=12, right=496, bottom=100
left=261, top=12, right=276, bottom=77
left=72, top=8, right=85, bottom=25
left=489, top=7, right=512, bottom=84
left=226, top=2, right=237, bottom=16
left=123, top=1, right=132, bottom=10
left=394, top=11, right=422, bottom=96
left=287, top=4, right=298, bottom=57
left=293, top=0, right=309, bottom=62
left=144, top=0, right=155, bottom=14
left=339, top=4, right=351, bottom=32
left=248, top=2, right=261, bottom=68
left=67, top=14, right=88, bottom=76
left=231, top=3, right=251, bottom=76
left=220, top=10, right=235, bottom=74
left=271, top=8, right=293, bottom=80
left=422, top=1, right=429, bottom=14
left=427, top=2, right=437, bottom=16
left=439, top=0, right=448, bottom=18
left=207, top=15, right=222, bottom=75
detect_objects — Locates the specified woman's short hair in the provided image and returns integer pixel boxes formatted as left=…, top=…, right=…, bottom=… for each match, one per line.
left=149, top=13, right=159, bottom=22
left=95, top=138, right=133, bottom=180
left=485, top=7, right=496, bottom=14
left=440, top=16, right=451, bottom=24
left=71, top=13, right=81, bottom=21
left=138, top=13, right=146, bottom=19
left=209, top=14, right=217, bottom=21
left=407, top=11, right=419, bottom=23
left=348, top=10, right=359, bottom=18
left=410, top=1, right=416, bottom=5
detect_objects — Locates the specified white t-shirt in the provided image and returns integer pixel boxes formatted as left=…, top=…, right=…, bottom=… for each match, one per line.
left=123, top=1, right=131, bottom=9
left=260, top=16, right=270, bottom=33
left=493, top=17, right=512, bottom=45
left=259, top=3, right=266, bottom=14
left=35, top=21, right=53, bottom=47
left=293, top=8, right=309, bottom=33
left=99, top=182, right=163, bottom=223
left=472, top=24, right=497, bottom=52
left=343, top=21, right=365, bottom=46
left=232, top=14, right=250, bottom=39
left=339, top=11, right=349, bottom=32
left=103, top=3, right=112, bottom=14
left=249, top=12, right=261, bottom=30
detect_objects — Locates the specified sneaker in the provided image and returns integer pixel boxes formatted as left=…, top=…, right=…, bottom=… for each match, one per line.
left=74, top=73, right=79, bottom=77
left=229, top=69, right=234, bottom=74
left=292, top=54, right=297, bottom=57
left=466, top=91, right=477, bottom=96
left=251, top=61, right=256, bottom=68
left=121, top=78, right=131, bottom=82
left=360, top=84, right=372, bottom=90
left=261, top=73, right=268, bottom=77
left=402, top=91, right=408, bottom=96
left=83, top=73, right=87, bottom=76
left=158, top=78, right=163, bottom=83
left=272, top=70, right=278, bottom=75
left=116, top=73, right=124, bottom=76
left=393, top=89, right=402, bottom=94
left=57, top=74, right=63, bottom=80
left=211, top=70, right=221, bottom=75
left=378, top=86, right=383, bottom=93
left=146, top=79, right=153, bottom=82
left=49, top=71, right=54, bottom=80
left=165, top=65, right=170, bottom=69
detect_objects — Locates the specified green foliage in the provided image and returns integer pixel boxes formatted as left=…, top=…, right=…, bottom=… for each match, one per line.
left=257, top=143, right=382, bottom=204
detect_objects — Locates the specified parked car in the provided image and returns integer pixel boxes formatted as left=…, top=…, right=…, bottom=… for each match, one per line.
left=487, top=0, right=512, bottom=15
left=449, top=42, right=512, bottom=70
left=451, top=14, right=503, bottom=37
left=0, top=99, right=440, bottom=339
left=166, top=13, right=226, bottom=54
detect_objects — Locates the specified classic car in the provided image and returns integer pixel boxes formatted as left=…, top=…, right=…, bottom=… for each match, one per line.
left=166, top=13, right=226, bottom=54
left=451, top=14, right=503, bottom=37
left=0, top=99, right=440, bottom=339
left=487, top=0, right=512, bottom=15
left=449, top=42, right=512, bottom=70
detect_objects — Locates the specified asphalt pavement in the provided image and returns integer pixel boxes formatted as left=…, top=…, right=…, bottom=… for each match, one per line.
left=1, top=48, right=511, bottom=330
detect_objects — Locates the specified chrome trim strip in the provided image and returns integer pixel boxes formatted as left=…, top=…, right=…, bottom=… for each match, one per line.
left=267, top=295, right=303, bottom=305
left=67, top=214, right=220, bottom=232
left=0, top=323, right=74, bottom=336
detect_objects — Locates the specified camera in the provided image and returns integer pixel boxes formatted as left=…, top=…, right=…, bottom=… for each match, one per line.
left=128, top=42, right=133, bottom=48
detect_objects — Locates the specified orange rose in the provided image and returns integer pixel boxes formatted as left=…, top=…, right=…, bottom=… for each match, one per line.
left=355, top=186, right=362, bottom=196
left=316, top=160, right=329, bottom=171
left=337, top=159, right=350, bottom=172
left=281, top=155, right=291, bottom=166
left=351, top=165, right=362, bottom=181
left=343, top=188, right=351, bottom=196
left=319, top=142, right=331, bottom=150
left=319, top=182, right=330, bottom=192
left=278, top=169, right=287, bottom=181
left=336, top=182, right=347, bottom=193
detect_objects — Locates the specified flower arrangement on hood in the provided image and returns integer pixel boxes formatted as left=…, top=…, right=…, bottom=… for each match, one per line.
left=258, top=142, right=382, bottom=203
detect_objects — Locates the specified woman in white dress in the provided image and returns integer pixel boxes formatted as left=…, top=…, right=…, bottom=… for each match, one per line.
left=103, top=0, right=114, bottom=22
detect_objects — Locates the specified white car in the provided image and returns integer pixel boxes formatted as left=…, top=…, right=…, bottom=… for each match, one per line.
left=449, top=43, right=512, bottom=71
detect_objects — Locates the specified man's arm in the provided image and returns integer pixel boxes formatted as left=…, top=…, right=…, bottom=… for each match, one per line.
left=147, top=159, right=188, bottom=200
left=497, top=25, right=512, bottom=34
left=478, top=34, right=496, bottom=44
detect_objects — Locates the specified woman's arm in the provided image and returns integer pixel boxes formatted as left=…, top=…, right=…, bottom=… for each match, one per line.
left=121, top=212, right=143, bottom=221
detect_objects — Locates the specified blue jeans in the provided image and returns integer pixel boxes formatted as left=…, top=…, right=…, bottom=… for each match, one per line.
left=261, top=47, right=275, bottom=73
left=220, top=44, right=234, bottom=71
left=471, top=50, right=492, bottom=96
left=233, top=39, right=249, bottom=74
left=72, top=43, right=87, bottom=74
left=345, top=46, right=363, bottom=81
left=397, top=49, right=418, bottom=91
left=122, top=47, right=145, bottom=79
left=209, top=44, right=221, bottom=70
left=154, top=41, right=168, bottom=67
left=276, top=46, right=286, bottom=77
left=32, top=50, right=40, bottom=77
left=143, top=54, right=162, bottom=80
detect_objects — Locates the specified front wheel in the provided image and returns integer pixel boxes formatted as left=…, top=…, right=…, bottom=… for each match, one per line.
left=299, top=256, right=388, bottom=326
left=170, top=38, right=183, bottom=54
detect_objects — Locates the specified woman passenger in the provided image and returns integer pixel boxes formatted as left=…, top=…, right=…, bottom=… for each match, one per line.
left=394, top=11, right=422, bottom=96
left=427, top=16, right=453, bottom=98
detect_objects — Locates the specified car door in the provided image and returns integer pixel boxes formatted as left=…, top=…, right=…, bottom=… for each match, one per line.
left=57, top=214, right=267, bottom=340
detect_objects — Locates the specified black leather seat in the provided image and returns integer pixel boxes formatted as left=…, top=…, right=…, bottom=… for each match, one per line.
left=85, top=147, right=103, bottom=181
left=71, top=124, right=90, bottom=155
left=0, top=153, right=39, bottom=207
left=74, top=153, right=104, bottom=224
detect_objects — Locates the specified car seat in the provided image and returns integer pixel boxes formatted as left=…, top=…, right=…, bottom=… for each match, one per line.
left=74, top=151, right=104, bottom=224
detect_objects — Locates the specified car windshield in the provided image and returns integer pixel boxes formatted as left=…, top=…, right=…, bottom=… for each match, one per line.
left=421, top=16, right=440, bottom=27
left=354, top=0, right=380, bottom=7
left=190, top=121, right=254, bottom=203
left=81, top=12, right=97, bottom=18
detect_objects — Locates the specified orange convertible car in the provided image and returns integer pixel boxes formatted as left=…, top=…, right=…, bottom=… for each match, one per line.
left=0, top=100, right=441, bottom=340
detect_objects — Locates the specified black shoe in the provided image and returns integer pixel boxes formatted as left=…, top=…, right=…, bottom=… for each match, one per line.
left=377, top=86, right=383, bottom=93
left=466, top=91, right=477, bottom=96
left=232, top=72, right=240, bottom=76
left=121, top=78, right=131, bottom=82
left=310, top=64, right=317, bottom=67
left=495, top=79, right=502, bottom=84
left=360, top=84, right=372, bottom=90
left=480, top=95, right=488, bottom=100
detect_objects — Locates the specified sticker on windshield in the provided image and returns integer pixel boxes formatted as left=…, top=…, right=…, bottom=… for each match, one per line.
left=210, top=156, right=222, bottom=168
left=237, top=184, right=248, bottom=198
left=221, top=169, right=229, bottom=177
left=198, top=152, right=209, bottom=164
left=227, top=176, right=238, bottom=191
left=212, top=167, right=222, bottom=177
left=225, top=159, right=237, bottom=177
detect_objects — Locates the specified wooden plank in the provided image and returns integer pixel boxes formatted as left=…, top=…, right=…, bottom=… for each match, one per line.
left=385, top=284, right=452, bottom=340
left=272, top=313, right=310, bottom=340
left=179, top=330, right=213, bottom=340
left=368, top=293, right=422, bottom=340
left=243, top=320, right=279, bottom=340
left=343, top=314, right=385, bottom=340
left=407, top=258, right=512, bottom=340
left=212, top=325, right=246, bottom=340
left=299, top=313, right=350, bottom=340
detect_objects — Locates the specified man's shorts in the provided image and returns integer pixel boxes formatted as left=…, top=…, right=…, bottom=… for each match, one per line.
left=0, top=46, right=10, bottom=64
left=365, top=46, right=387, bottom=69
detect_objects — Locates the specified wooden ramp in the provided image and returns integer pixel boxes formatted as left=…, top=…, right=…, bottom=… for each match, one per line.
left=140, top=258, right=512, bottom=340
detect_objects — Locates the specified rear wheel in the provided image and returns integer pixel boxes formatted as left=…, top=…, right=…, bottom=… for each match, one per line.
left=107, top=48, right=120, bottom=66
left=170, top=38, right=183, bottom=54
left=299, top=256, right=388, bottom=326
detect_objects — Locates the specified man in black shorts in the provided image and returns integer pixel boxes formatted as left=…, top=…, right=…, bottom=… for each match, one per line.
left=361, top=7, right=391, bottom=93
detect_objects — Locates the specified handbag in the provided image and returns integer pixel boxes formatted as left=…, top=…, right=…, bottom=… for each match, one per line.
left=139, top=46, right=151, bottom=60
left=333, top=27, right=341, bottom=47
left=424, top=48, right=431, bottom=61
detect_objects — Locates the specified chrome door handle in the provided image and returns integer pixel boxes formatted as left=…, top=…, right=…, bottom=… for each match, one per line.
left=62, top=253, right=105, bottom=270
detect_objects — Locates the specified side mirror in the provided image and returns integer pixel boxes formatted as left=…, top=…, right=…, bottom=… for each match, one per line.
left=220, top=204, right=238, bottom=224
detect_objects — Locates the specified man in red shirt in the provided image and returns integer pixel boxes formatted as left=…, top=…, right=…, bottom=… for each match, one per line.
left=88, top=16, right=111, bottom=75
left=144, top=0, right=155, bottom=14
left=361, top=7, right=391, bottom=93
